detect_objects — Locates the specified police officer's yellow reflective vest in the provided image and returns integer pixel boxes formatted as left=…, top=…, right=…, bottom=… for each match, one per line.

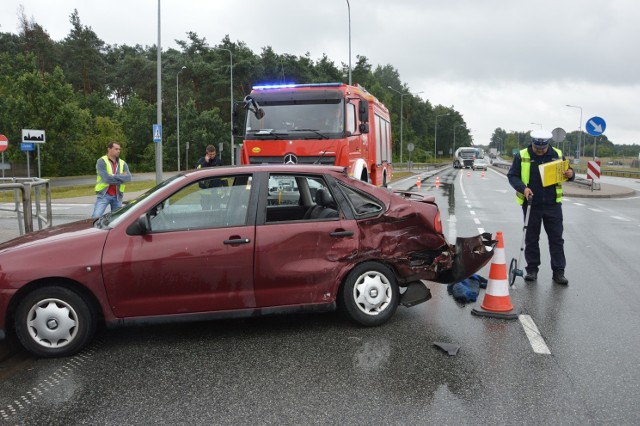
left=516, top=147, right=563, bottom=205
left=95, top=155, right=126, bottom=193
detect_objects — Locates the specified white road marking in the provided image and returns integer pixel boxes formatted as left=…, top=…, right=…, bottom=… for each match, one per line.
left=519, top=314, right=551, bottom=355
left=588, top=208, right=604, bottom=213
left=448, top=214, right=457, bottom=242
left=611, top=216, right=631, bottom=222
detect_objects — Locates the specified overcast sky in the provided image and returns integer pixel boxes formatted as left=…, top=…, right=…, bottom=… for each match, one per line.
left=2, top=0, right=639, bottom=148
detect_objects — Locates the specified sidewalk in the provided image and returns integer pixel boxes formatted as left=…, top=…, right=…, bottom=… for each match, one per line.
left=562, top=178, right=635, bottom=198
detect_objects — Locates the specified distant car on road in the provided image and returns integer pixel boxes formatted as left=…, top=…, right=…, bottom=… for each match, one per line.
left=0, top=165, right=495, bottom=357
left=472, top=157, right=489, bottom=171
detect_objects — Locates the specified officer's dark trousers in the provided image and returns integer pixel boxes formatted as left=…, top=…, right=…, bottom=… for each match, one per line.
left=522, top=202, right=566, bottom=274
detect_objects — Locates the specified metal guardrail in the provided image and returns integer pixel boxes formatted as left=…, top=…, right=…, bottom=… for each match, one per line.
left=572, top=167, right=640, bottom=179
left=0, top=178, right=53, bottom=235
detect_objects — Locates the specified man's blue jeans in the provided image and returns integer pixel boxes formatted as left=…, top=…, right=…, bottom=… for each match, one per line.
left=92, top=193, right=121, bottom=217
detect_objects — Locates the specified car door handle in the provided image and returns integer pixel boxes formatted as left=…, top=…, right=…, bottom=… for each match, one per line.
left=330, top=230, right=353, bottom=238
left=223, top=237, right=251, bottom=245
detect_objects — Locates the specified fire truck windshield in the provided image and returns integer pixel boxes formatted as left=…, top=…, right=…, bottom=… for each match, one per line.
left=246, top=101, right=344, bottom=138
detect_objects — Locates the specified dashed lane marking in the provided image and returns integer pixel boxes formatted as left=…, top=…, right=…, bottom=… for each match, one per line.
left=519, top=314, right=551, bottom=355
left=611, top=216, right=631, bottom=221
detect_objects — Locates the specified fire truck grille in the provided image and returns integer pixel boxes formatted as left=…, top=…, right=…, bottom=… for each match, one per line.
left=249, top=156, right=336, bottom=165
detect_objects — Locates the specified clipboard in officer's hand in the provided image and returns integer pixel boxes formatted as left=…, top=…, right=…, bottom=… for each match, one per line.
left=538, top=159, right=569, bottom=187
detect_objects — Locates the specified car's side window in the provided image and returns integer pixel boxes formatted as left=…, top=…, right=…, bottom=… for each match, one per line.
left=266, top=174, right=339, bottom=222
left=338, top=183, right=383, bottom=217
left=149, top=174, right=252, bottom=231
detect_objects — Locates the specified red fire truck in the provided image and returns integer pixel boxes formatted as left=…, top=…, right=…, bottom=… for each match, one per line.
left=237, top=83, right=393, bottom=186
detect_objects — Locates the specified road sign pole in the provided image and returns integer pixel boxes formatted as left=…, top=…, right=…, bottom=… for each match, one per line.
left=1, top=153, right=4, bottom=179
left=26, top=152, right=30, bottom=178
left=37, top=144, right=41, bottom=178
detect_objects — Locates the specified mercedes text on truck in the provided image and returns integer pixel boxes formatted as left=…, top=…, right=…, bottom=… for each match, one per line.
left=237, top=83, right=393, bottom=187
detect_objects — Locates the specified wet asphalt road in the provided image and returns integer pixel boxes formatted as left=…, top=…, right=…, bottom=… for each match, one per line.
left=1, top=168, right=639, bottom=424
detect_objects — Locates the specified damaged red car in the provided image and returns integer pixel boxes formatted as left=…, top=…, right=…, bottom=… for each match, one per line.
left=0, top=165, right=494, bottom=357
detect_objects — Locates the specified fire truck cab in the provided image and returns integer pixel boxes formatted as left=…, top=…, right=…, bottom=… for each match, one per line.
left=236, top=83, right=393, bottom=187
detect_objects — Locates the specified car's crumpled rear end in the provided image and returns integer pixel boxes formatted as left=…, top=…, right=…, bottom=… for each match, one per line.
left=358, top=191, right=496, bottom=284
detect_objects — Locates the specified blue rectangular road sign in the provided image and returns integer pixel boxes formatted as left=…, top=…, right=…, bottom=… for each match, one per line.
left=153, top=124, right=162, bottom=143
left=20, top=142, right=35, bottom=151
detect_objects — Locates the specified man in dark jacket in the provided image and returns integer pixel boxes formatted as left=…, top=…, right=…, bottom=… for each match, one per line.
left=195, top=145, right=222, bottom=169
left=507, top=130, right=575, bottom=285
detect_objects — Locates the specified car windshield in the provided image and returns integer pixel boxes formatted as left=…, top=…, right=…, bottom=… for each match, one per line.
left=246, top=101, right=344, bottom=138
left=103, top=174, right=187, bottom=228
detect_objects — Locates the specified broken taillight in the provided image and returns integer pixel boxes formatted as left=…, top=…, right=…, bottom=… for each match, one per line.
left=434, top=211, right=443, bottom=234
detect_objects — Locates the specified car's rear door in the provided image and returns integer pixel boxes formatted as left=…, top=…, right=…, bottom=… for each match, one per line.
left=254, top=173, right=359, bottom=307
left=101, top=173, right=257, bottom=318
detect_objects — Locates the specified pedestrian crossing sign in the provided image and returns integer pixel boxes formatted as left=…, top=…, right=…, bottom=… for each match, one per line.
left=153, top=124, right=162, bottom=143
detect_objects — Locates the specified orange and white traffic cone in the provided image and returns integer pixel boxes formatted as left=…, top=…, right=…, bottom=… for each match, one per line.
left=416, top=177, right=421, bottom=189
left=471, top=231, right=519, bottom=320
left=435, top=176, right=440, bottom=188
left=481, top=170, right=486, bottom=178
left=467, top=170, right=471, bottom=177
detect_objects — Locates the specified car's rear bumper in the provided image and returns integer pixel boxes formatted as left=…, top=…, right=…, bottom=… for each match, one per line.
left=405, top=233, right=496, bottom=284
left=432, top=233, right=496, bottom=284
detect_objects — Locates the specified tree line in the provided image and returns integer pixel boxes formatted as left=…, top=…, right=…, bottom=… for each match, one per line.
left=0, top=9, right=475, bottom=177
left=5, top=10, right=633, bottom=178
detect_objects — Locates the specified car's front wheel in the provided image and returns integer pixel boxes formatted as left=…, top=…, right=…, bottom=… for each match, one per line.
left=340, top=262, right=399, bottom=326
left=15, top=286, right=96, bottom=358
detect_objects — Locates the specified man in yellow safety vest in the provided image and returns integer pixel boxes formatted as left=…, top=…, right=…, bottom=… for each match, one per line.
left=507, top=130, right=574, bottom=285
left=91, top=142, right=131, bottom=217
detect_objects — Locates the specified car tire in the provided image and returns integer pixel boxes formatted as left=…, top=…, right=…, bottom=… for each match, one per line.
left=15, top=286, right=96, bottom=358
left=340, top=262, right=399, bottom=327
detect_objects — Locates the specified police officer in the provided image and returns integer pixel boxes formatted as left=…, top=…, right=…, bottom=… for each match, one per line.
left=507, top=130, right=575, bottom=285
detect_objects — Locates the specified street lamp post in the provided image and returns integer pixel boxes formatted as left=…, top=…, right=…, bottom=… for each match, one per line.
left=387, top=86, right=423, bottom=164
left=453, top=123, right=464, bottom=158
left=346, top=0, right=351, bottom=85
left=214, top=48, right=234, bottom=165
left=176, top=66, right=186, bottom=171
left=434, top=113, right=450, bottom=161
left=155, top=0, right=163, bottom=184
left=566, top=104, right=583, bottom=159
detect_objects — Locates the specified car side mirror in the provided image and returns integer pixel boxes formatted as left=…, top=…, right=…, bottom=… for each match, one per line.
left=358, top=99, right=369, bottom=123
left=126, top=214, right=151, bottom=236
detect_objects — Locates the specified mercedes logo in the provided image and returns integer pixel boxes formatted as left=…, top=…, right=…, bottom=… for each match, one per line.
left=283, top=153, right=297, bottom=164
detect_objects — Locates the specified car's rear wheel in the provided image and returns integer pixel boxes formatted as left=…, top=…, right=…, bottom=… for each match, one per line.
left=340, top=262, right=399, bottom=326
left=15, top=286, right=96, bottom=358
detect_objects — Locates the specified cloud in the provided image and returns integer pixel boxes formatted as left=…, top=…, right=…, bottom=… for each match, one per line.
left=1, top=0, right=638, bottom=145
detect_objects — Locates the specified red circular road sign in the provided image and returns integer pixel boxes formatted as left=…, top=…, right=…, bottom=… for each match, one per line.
left=0, top=134, right=8, bottom=152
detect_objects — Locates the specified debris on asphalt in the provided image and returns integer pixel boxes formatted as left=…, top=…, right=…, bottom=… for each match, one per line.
left=433, top=342, right=461, bottom=356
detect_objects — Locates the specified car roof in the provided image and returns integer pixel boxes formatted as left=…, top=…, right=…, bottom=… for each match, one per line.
left=183, top=164, right=347, bottom=178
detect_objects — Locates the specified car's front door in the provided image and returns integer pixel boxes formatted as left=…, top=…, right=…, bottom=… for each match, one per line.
left=102, top=174, right=256, bottom=318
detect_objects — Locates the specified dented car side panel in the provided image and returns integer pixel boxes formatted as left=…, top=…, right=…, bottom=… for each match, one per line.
left=353, top=193, right=495, bottom=284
